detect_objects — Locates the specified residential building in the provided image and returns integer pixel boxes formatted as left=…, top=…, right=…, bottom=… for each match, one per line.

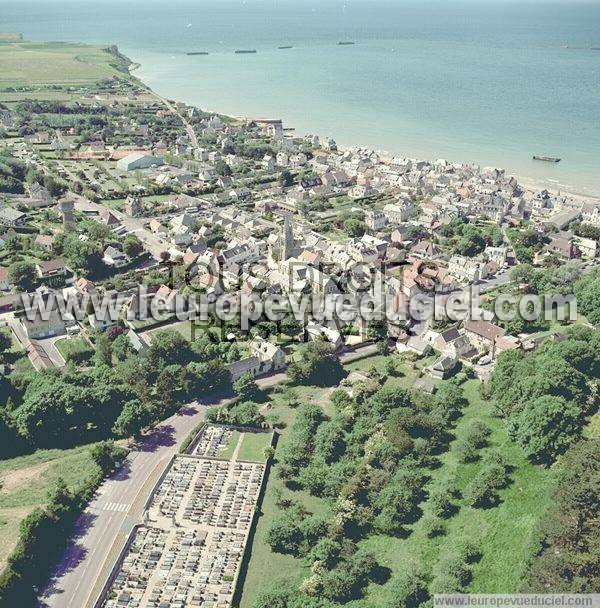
left=448, top=255, right=487, bottom=283
left=463, top=319, right=507, bottom=356
left=365, top=209, right=387, bottom=231
left=0, top=207, right=25, bottom=227
left=22, top=309, right=66, bottom=339
left=103, top=246, right=128, bottom=267
left=383, top=199, right=418, bottom=223
left=36, top=259, right=67, bottom=279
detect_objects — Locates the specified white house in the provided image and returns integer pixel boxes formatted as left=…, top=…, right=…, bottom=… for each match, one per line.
left=103, top=246, right=128, bottom=267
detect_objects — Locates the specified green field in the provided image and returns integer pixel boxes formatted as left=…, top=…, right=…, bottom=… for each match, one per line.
left=238, top=366, right=556, bottom=607
left=237, top=432, right=273, bottom=463
left=0, top=444, right=99, bottom=571
left=238, top=385, right=336, bottom=608
left=0, top=41, right=131, bottom=90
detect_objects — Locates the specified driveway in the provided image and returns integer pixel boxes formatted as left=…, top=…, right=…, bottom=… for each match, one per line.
left=36, top=336, right=67, bottom=367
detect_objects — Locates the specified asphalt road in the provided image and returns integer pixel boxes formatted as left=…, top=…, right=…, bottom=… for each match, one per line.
left=39, top=372, right=287, bottom=608
left=39, top=400, right=211, bottom=608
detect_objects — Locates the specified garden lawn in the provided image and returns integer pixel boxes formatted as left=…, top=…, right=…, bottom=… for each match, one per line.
left=237, top=432, right=272, bottom=463
left=220, top=430, right=241, bottom=460
left=54, top=336, right=93, bottom=363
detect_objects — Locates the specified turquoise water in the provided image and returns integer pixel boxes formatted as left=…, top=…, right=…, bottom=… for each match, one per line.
left=2, top=0, right=600, bottom=194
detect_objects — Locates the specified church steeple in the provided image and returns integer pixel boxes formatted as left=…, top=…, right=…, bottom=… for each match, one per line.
left=282, top=213, right=294, bottom=261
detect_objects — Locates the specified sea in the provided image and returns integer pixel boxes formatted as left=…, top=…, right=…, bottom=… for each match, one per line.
left=1, top=0, right=600, bottom=196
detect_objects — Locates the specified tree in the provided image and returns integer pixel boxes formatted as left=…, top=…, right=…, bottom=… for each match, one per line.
left=526, top=438, right=600, bottom=592
left=314, top=421, right=346, bottom=464
left=432, top=547, right=475, bottom=592
left=343, top=218, right=367, bottom=237
left=422, top=516, right=446, bottom=538
left=429, top=487, right=454, bottom=518
left=286, top=340, right=344, bottom=387
left=112, top=334, right=135, bottom=361
left=464, top=463, right=508, bottom=508
left=453, top=226, right=486, bottom=257
left=510, top=263, right=537, bottom=286
left=386, top=568, right=428, bottom=608
left=147, top=329, right=193, bottom=372
left=384, top=358, right=397, bottom=377
left=122, top=234, right=143, bottom=259
left=90, top=440, right=126, bottom=473
left=464, top=420, right=491, bottom=449
left=156, top=364, right=187, bottom=405
left=279, top=170, right=293, bottom=188
left=431, top=380, right=468, bottom=425
left=46, top=477, right=74, bottom=518
left=575, top=273, right=600, bottom=326
left=112, top=399, right=153, bottom=438
left=266, top=513, right=305, bottom=554
left=13, top=376, right=89, bottom=446
left=280, top=386, right=300, bottom=408
left=186, top=359, right=230, bottom=396
left=214, top=159, right=232, bottom=177
left=42, top=175, right=66, bottom=198
left=0, top=176, right=24, bottom=194
left=233, top=372, right=261, bottom=402
left=455, top=439, right=479, bottom=464
left=0, top=332, right=12, bottom=361
left=62, top=236, right=102, bottom=274
left=252, top=583, right=292, bottom=608
left=369, top=386, right=413, bottom=418
left=510, top=395, right=582, bottom=463
left=0, top=408, right=22, bottom=458
left=8, top=260, right=36, bottom=291
left=94, top=333, right=112, bottom=366
left=209, top=401, right=265, bottom=428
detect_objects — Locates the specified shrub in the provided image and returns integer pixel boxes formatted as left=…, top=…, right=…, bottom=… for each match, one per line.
left=429, top=487, right=454, bottom=518
left=422, top=516, right=446, bottom=538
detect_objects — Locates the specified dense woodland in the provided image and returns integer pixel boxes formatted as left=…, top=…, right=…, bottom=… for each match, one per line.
left=0, top=329, right=235, bottom=457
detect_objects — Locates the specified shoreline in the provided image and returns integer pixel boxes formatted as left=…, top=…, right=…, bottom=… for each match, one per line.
left=154, top=91, right=599, bottom=202
left=134, top=67, right=598, bottom=202
left=91, top=43, right=598, bottom=203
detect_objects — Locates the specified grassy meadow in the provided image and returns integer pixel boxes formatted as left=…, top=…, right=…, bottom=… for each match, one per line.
left=238, top=362, right=556, bottom=608
left=0, top=444, right=99, bottom=571
left=0, top=41, right=131, bottom=90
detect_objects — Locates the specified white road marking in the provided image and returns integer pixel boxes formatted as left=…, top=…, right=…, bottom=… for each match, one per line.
left=102, top=502, right=130, bottom=512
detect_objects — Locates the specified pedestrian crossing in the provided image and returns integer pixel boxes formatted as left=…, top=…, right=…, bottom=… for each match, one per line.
left=101, top=502, right=130, bottom=513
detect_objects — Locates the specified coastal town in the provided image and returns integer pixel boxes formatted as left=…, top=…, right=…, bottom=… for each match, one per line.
left=1, top=73, right=599, bottom=379
left=0, top=40, right=598, bottom=608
